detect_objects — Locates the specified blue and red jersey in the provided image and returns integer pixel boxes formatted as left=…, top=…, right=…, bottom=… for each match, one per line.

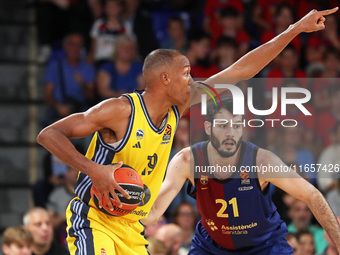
left=189, top=140, right=288, bottom=250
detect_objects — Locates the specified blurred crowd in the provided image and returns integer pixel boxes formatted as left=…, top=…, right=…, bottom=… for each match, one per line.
left=3, top=0, right=340, bottom=254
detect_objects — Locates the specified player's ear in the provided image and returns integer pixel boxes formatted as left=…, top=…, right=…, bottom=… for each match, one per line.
left=160, top=72, right=170, bottom=86
left=2, top=244, right=9, bottom=254
left=204, top=121, right=211, bottom=136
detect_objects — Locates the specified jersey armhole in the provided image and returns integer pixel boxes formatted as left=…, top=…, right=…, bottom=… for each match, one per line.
left=253, top=146, right=269, bottom=194
left=254, top=147, right=271, bottom=195
left=172, top=105, right=180, bottom=132
left=98, top=94, right=134, bottom=152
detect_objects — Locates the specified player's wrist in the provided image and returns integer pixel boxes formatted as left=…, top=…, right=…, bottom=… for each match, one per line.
left=287, top=23, right=303, bottom=36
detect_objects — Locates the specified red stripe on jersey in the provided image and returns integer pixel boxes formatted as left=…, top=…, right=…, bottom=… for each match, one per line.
left=195, top=147, right=235, bottom=250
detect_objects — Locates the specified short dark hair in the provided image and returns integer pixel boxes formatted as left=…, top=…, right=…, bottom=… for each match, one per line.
left=168, top=16, right=185, bottom=27
left=275, top=3, right=296, bottom=21
left=206, top=95, right=234, bottom=123
left=217, top=36, right=237, bottom=49
left=296, top=230, right=314, bottom=242
left=142, top=49, right=182, bottom=74
left=220, top=7, right=239, bottom=18
left=188, top=30, right=211, bottom=43
left=281, top=78, right=301, bottom=88
left=280, top=43, right=296, bottom=55
left=323, top=47, right=340, bottom=60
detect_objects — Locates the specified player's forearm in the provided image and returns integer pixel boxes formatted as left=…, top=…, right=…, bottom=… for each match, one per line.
left=307, top=188, right=340, bottom=251
left=37, top=127, right=96, bottom=175
left=229, top=24, right=301, bottom=79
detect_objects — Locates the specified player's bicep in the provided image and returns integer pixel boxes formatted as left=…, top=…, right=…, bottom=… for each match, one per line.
left=48, top=111, right=100, bottom=139
left=270, top=176, right=316, bottom=203
left=258, top=149, right=315, bottom=202
left=46, top=98, right=129, bottom=139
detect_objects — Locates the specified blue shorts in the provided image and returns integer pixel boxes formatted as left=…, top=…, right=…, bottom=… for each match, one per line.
left=189, top=221, right=293, bottom=255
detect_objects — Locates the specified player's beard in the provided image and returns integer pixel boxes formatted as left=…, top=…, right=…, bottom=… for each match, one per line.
left=210, top=130, right=242, bottom=158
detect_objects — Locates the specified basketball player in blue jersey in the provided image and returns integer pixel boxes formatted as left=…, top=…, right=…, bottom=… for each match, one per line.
left=37, top=8, right=337, bottom=255
left=143, top=95, right=340, bottom=254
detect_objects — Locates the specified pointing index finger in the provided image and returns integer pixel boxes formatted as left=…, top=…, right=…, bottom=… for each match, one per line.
left=318, top=7, right=338, bottom=16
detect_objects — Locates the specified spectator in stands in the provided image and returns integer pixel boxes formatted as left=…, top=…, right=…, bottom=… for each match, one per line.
left=33, top=144, right=84, bottom=208
left=185, top=30, right=217, bottom=78
left=144, top=215, right=167, bottom=239
left=288, top=200, right=328, bottom=254
left=306, top=14, right=340, bottom=65
left=264, top=45, right=306, bottom=105
left=317, top=123, right=340, bottom=194
left=171, top=203, right=198, bottom=253
left=97, top=35, right=144, bottom=99
left=67, top=0, right=102, bottom=51
left=217, top=7, right=250, bottom=57
left=296, top=230, right=315, bottom=255
left=32, top=154, right=68, bottom=208
left=265, top=79, right=315, bottom=151
left=35, top=0, right=70, bottom=63
left=2, top=225, right=33, bottom=255
left=203, top=0, right=244, bottom=39
left=321, top=217, right=340, bottom=255
left=252, top=0, right=294, bottom=33
left=154, top=223, right=185, bottom=255
left=147, top=237, right=167, bottom=255
left=316, top=85, right=340, bottom=149
left=122, top=0, right=158, bottom=58
left=23, top=207, right=68, bottom=255
left=286, top=233, right=299, bottom=254
left=272, top=188, right=296, bottom=225
left=326, top=179, right=340, bottom=217
left=43, top=33, right=95, bottom=126
left=213, top=36, right=237, bottom=71
left=272, top=126, right=316, bottom=185
left=46, top=167, right=78, bottom=247
left=312, top=48, right=340, bottom=111
left=261, top=4, right=301, bottom=52
left=88, top=0, right=128, bottom=64
left=160, top=16, right=188, bottom=54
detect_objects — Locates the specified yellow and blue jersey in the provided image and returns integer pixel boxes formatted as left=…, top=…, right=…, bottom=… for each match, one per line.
left=74, top=91, right=179, bottom=221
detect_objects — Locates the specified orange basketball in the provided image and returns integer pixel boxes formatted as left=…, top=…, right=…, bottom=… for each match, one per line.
left=91, top=164, right=144, bottom=216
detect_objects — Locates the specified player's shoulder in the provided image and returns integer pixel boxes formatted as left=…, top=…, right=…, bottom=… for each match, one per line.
left=86, top=96, right=132, bottom=122
left=173, top=147, right=192, bottom=164
left=256, top=147, right=282, bottom=166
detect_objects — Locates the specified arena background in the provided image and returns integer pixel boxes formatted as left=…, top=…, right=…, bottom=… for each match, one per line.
left=0, top=0, right=339, bottom=254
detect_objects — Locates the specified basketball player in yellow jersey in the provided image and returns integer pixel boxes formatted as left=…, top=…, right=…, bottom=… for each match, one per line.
left=37, top=8, right=337, bottom=255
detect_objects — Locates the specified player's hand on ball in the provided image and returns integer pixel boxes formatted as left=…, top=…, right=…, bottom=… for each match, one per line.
left=295, top=7, right=338, bottom=33
left=89, top=161, right=130, bottom=211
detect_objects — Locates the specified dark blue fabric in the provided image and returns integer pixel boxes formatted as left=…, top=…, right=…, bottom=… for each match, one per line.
left=99, top=61, right=143, bottom=92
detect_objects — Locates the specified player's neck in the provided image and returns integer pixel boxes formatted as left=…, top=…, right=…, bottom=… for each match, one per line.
left=31, top=242, right=52, bottom=255
left=142, top=92, right=172, bottom=128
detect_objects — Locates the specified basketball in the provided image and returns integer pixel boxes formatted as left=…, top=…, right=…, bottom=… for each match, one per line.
left=91, top=164, right=144, bottom=216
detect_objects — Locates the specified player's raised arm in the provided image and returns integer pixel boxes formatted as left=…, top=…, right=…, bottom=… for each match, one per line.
left=141, top=147, right=192, bottom=226
left=208, top=7, right=338, bottom=82
left=257, top=149, right=340, bottom=253
left=188, top=7, right=338, bottom=108
left=37, top=97, right=131, bottom=210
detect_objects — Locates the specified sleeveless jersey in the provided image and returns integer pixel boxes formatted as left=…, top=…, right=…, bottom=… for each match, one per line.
left=74, top=92, right=179, bottom=221
left=189, top=140, right=287, bottom=250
